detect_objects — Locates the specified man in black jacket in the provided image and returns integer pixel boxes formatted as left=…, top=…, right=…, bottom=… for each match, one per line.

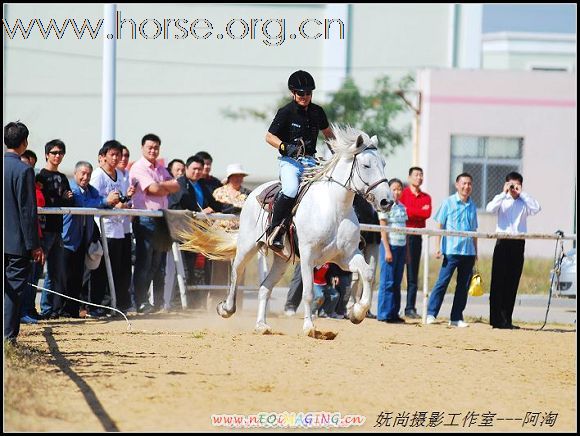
left=4, top=121, right=45, bottom=344
left=347, top=194, right=381, bottom=319
left=168, top=155, right=238, bottom=214
left=168, top=155, right=238, bottom=308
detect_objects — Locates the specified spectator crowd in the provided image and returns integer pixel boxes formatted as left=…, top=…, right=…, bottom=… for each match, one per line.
left=4, top=120, right=541, bottom=346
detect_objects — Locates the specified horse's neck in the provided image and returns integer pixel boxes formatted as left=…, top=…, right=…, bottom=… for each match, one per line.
left=326, top=156, right=356, bottom=211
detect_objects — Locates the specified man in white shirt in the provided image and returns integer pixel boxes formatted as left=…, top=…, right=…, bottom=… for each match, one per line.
left=91, top=140, right=135, bottom=313
left=486, top=172, right=541, bottom=329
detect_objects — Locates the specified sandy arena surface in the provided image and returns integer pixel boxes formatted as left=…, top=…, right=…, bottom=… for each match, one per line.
left=4, top=309, right=577, bottom=432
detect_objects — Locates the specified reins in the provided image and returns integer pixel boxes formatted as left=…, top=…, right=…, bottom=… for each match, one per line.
left=324, top=145, right=389, bottom=201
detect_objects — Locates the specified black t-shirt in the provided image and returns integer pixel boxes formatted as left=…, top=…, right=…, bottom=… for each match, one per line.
left=268, top=100, right=329, bottom=156
left=353, top=194, right=381, bottom=244
left=36, top=169, right=74, bottom=233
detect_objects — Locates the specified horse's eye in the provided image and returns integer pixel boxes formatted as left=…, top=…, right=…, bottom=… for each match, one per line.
left=363, top=164, right=371, bottom=169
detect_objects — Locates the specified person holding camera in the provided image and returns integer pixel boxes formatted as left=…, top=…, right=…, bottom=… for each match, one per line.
left=91, top=140, right=136, bottom=314
left=265, top=70, right=334, bottom=251
left=486, top=172, right=541, bottom=329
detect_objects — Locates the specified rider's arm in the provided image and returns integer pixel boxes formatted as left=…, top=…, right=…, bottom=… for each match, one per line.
left=266, top=132, right=284, bottom=151
left=321, top=127, right=335, bottom=140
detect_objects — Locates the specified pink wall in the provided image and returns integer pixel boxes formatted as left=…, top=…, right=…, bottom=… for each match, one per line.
left=417, top=69, right=577, bottom=257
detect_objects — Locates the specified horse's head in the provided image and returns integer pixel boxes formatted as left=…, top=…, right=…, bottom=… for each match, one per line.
left=348, top=133, right=394, bottom=213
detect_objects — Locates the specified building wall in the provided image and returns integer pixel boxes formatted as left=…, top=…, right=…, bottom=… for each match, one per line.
left=482, top=32, right=576, bottom=71
left=3, top=3, right=331, bottom=182
left=418, top=69, right=577, bottom=257
left=4, top=3, right=475, bottom=183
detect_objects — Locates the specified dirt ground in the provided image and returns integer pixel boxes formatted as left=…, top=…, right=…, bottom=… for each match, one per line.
left=4, top=309, right=576, bottom=432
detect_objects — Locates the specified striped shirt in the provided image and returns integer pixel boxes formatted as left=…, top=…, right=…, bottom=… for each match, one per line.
left=378, top=202, right=408, bottom=247
left=435, top=193, right=478, bottom=256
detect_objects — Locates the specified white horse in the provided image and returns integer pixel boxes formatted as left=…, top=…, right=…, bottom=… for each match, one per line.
left=181, top=125, right=393, bottom=336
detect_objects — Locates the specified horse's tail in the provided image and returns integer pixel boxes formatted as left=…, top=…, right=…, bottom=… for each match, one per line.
left=177, top=217, right=238, bottom=261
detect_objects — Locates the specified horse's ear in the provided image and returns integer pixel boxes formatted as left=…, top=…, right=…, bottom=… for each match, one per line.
left=370, top=135, right=378, bottom=147
left=356, top=135, right=364, bottom=148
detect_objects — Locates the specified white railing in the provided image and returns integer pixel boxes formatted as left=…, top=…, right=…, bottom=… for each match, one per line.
left=39, top=207, right=576, bottom=321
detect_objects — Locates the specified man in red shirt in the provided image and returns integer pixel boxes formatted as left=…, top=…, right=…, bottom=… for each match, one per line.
left=399, top=167, right=432, bottom=319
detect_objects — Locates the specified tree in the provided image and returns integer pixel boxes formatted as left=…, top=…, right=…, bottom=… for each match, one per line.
left=326, top=75, right=413, bottom=155
left=222, top=74, right=413, bottom=156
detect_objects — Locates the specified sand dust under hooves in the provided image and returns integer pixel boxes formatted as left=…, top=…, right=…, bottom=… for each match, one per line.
left=5, top=311, right=576, bottom=432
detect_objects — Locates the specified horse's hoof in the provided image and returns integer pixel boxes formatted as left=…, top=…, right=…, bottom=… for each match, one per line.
left=303, top=321, right=315, bottom=337
left=216, top=301, right=235, bottom=318
left=349, top=311, right=363, bottom=324
left=255, top=322, right=272, bottom=334
left=348, top=304, right=366, bottom=324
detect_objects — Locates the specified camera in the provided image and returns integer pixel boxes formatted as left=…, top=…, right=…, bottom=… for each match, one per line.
left=119, top=195, right=130, bottom=203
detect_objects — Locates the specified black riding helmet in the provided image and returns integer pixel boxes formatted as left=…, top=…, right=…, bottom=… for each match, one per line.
left=288, top=70, right=316, bottom=92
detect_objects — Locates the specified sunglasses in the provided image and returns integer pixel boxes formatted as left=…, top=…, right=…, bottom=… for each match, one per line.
left=294, top=90, right=312, bottom=97
left=48, top=150, right=65, bottom=156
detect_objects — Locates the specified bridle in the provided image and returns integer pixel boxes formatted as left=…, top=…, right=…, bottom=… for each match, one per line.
left=326, top=145, right=389, bottom=202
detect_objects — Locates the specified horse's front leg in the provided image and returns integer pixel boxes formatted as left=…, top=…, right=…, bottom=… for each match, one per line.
left=347, top=251, right=373, bottom=324
left=300, top=259, right=315, bottom=336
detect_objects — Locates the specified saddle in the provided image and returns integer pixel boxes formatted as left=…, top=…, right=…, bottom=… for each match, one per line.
left=255, top=182, right=311, bottom=215
left=255, top=183, right=282, bottom=212
left=255, top=182, right=312, bottom=262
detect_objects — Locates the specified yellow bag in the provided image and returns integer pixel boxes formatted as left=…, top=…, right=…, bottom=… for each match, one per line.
left=468, top=268, right=484, bottom=297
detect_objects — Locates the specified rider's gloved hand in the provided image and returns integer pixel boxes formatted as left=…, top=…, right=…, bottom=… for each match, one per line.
left=279, top=142, right=299, bottom=158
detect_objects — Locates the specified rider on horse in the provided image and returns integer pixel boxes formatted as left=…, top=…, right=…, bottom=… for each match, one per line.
left=265, top=70, right=334, bottom=251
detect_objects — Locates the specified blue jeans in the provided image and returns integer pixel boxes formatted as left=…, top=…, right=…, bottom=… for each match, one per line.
left=427, top=254, right=475, bottom=321
left=40, top=231, right=65, bottom=316
left=279, top=156, right=316, bottom=198
left=312, top=283, right=339, bottom=315
left=133, top=217, right=167, bottom=308
left=377, top=244, right=406, bottom=320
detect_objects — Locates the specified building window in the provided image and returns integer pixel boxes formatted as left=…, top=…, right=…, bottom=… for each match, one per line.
left=450, top=135, right=523, bottom=209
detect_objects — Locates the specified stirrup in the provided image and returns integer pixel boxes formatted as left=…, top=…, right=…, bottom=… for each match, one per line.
left=267, top=225, right=285, bottom=251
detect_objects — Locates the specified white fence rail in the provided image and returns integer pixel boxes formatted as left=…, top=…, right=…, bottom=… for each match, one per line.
left=38, top=207, right=576, bottom=321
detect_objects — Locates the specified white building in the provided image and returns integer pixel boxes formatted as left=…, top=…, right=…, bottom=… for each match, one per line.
left=3, top=4, right=576, bottom=256
left=3, top=3, right=482, bottom=181
left=417, top=69, right=576, bottom=256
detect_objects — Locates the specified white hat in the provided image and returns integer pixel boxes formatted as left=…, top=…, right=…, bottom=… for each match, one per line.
left=85, top=240, right=103, bottom=270
left=225, top=163, right=249, bottom=180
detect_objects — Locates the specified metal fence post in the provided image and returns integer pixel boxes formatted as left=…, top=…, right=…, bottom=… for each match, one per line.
left=171, top=242, right=188, bottom=309
left=99, top=216, right=116, bottom=308
left=422, top=234, right=430, bottom=324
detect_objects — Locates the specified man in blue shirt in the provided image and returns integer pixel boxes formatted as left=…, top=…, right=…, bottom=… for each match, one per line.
left=426, top=173, right=478, bottom=328
left=60, top=161, right=119, bottom=317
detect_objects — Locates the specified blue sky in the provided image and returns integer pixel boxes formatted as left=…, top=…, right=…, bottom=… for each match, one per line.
left=483, top=4, right=576, bottom=34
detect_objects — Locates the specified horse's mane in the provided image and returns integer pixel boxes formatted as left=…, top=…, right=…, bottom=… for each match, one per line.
left=302, top=124, right=371, bottom=184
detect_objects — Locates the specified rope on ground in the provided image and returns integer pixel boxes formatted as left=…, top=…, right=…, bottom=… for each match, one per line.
left=29, top=283, right=132, bottom=331
left=539, top=230, right=565, bottom=331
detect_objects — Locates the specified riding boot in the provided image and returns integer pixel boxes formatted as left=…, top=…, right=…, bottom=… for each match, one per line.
left=267, top=193, right=296, bottom=251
